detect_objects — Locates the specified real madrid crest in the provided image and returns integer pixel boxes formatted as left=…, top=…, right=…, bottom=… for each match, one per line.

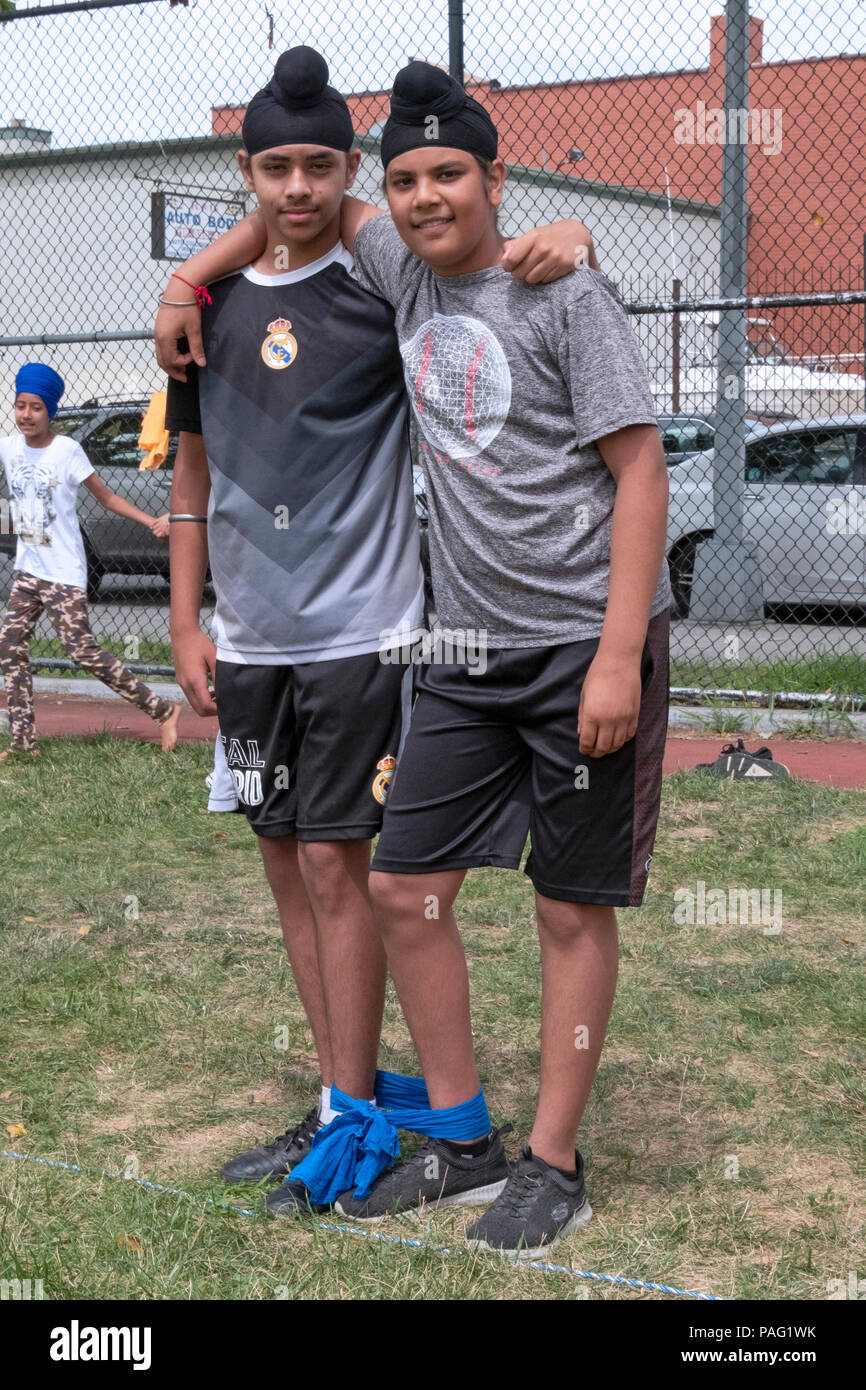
left=261, top=317, right=299, bottom=370
left=372, top=754, right=396, bottom=806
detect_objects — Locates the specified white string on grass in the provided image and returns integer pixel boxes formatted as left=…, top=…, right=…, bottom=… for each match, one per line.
left=1, top=1148, right=724, bottom=1300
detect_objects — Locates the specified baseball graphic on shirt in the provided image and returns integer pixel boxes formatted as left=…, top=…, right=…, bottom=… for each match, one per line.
left=400, top=313, right=512, bottom=461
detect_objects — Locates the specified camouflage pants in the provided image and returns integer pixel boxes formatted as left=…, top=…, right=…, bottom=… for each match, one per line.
left=0, top=570, right=174, bottom=752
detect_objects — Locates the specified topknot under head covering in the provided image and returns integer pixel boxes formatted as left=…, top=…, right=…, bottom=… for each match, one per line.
left=381, top=61, right=498, bottom=168
left=15, top=362, right=65, bottom=419
left=242, top=46, right=354, bottom=156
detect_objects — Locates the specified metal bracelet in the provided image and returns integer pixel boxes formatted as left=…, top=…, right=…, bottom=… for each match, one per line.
left=168, top=514, right=208, bottom=523
left=158, top=296, right=199, bottom=306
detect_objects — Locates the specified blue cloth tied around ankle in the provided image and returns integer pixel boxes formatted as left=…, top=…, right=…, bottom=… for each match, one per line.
left=288, top=1070, right=490, bottom=1205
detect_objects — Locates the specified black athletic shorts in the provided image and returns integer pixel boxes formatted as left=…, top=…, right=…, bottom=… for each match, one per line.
left=371, top=609, right=669, bottom=906
left=214, top=652, right=414, bottom=840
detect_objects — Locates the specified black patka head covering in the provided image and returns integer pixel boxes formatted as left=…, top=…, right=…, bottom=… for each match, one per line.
left=242, top=47, right=354, bottom=155
left=380, top=61, right=498, bottom=168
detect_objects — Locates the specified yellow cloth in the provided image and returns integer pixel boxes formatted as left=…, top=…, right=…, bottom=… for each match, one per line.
left=138, top=391, right=170, bottom=471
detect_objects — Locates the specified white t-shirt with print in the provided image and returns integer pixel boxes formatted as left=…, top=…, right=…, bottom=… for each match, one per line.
left=0, top=433, right=94, bottom=589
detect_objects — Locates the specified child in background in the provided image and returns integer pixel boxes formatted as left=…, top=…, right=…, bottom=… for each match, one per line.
left=0, top=362, right=181, bottom=759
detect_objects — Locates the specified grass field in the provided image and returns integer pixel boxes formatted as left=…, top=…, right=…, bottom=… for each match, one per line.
left=0, top=735, right=864, bottom=1300
left=670, top=651, right=866, bottom=699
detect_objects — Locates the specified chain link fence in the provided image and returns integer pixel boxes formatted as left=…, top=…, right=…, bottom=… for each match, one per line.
left=1, top=0, right=864, bottom=712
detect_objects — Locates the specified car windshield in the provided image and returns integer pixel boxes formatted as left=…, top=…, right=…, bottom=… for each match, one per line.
left=51, top=414, right=95, bottom=438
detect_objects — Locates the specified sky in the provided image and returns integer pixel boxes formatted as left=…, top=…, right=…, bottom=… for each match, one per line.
left=0, top=0, right=864, bottom=149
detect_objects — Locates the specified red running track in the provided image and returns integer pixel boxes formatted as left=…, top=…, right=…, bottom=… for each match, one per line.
left=3, top=693, right=864, bottom=790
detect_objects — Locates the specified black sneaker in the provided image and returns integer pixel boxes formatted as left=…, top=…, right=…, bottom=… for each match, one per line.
left=219, top=1106, right=321, bottom=1183
left=696, top=738, right=790, bottom=780
left=466, top=1146, right=592, bottom=1261
left=265, top=1178, right=332, bottom=1220
left=334, top=1128, right=511, bottom=1223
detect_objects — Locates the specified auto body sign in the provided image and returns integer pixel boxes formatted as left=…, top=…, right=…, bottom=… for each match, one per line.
left=151, top=191, right=245, bottom=260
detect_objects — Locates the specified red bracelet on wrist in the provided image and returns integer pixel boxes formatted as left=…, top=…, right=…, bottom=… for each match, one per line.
left=171, top=272, right=213, bottom=307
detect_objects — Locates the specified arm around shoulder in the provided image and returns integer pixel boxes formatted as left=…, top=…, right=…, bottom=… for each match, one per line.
left=340, top=195, right=384, bottom=254
left=155, top=211, right=268, bottom=379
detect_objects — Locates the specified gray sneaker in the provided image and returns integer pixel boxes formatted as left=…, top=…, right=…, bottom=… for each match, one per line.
left=334, top=1128, right=511, bottom=1223
left=466, top=1146, right=592, bottom=1261
left=696, top=739, right=790, bottom=780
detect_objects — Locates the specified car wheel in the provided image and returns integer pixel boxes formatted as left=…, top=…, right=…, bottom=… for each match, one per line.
left=668, top=536, right=697, bottom=618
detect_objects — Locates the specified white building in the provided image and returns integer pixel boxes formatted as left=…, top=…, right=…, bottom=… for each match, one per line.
left=0, top=122, right=720, bottom=429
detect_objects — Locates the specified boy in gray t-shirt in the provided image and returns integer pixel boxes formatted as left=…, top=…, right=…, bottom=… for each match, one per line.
left=326, top=63, right=672, bottom=1258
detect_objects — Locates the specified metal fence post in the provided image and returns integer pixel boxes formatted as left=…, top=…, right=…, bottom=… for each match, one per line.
left=448, top=0, right=464, bottom=86
left=689, top=0, right=765, bottom=621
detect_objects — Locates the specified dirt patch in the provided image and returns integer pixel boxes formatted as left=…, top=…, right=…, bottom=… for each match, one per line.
left=88, top=1066, right=316, bottom=1142
left=93, top=1112, right=140, bottom=1135
left=155, top=1123, right=247, bottom=1170
left=731, top=1144, right=862, bottom=1238
left=605, top=1099, right=716, bottom=1162
left=725, top=1054, right=777, bottom=1088
left=801, top=813, right=866, bottom=845
left=89, top=1072, right=198, bottom=1134
left=227, top=1079, right=286, bottom=1108
left=159, top=913, right=278, bottom=938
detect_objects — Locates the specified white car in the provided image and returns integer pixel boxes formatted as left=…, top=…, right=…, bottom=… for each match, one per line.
left=666, top=415, right=866, bottom=616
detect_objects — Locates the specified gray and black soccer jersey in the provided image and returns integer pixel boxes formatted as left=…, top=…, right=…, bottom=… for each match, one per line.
left=165, top=241, right=424, bottom=664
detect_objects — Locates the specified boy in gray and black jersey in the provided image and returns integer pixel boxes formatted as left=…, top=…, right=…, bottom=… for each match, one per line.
left=164, top=48, right=422, bottom=1186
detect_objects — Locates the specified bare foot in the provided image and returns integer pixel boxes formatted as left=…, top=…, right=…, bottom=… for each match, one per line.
left=0, top=747, right=39, bottom=762
left=159, top=703, right=182, bottom=752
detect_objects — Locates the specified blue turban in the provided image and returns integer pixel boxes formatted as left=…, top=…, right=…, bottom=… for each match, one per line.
left=15, top=363, right=65, bottom=419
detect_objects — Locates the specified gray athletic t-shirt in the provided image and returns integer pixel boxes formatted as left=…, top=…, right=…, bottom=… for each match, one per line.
left=352, top=215, right=672, bottom=647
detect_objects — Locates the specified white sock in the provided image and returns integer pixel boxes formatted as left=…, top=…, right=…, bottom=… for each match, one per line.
left=319, top=1085, right=339, bottom=1126
left=319, top=1085, right=375, bottom=1126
